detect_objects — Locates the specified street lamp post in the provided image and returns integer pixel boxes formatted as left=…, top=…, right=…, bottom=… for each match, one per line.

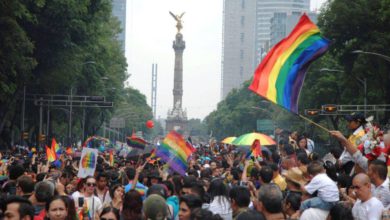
left=352, top=50, right=390, bottom=63
left=319, top=68, right=367, bottom=116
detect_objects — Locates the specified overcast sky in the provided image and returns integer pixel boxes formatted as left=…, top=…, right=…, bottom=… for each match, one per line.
left=125, top=0, right=327, bottom=120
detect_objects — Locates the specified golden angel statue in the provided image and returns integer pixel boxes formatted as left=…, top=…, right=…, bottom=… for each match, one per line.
left=169, top=11, right=185, bottom=33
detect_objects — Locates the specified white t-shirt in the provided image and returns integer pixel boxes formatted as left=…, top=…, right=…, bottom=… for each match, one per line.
left=352, top=197, right=384, bottom=220
left=72, top=191, right=103, bottom=218
left=304, top=173, right=339, bottom=202
left=300, top=208, right=329, bottom=220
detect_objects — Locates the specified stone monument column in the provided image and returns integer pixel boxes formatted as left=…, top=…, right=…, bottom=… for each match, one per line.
left=173, top=33, right=185, bottom=108
left=166, top=11, right=188, bottom=134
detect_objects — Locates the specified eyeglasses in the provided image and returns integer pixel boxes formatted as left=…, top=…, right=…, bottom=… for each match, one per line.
left=86, top=183, right=96, bottom=187
left=101, top=218, right=115, bottom=220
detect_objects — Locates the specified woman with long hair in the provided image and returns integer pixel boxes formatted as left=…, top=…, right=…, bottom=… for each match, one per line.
left=121, top=189, right=142, bottom=220
left=207, top=178, right=232, bottom=220
left=104, top=184, right=124, bottom=211
left=178, top=194, right=202, bottom=220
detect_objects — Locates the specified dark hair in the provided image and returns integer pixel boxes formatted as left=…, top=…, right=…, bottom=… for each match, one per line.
left=308, top=152, right=319, bottom=161
left=188, top=169, right=199, bottom=178
left=208, top=178, right=229, bottom=202
left=9, top=164, right=25, bottom=180
left=296, top=152, right=310, bottom=165
left=231, top=168, right=241, bottom=180
left=284, top=192, right=302, bottom=211
left=258, top=184, right=283, bottom=213
left=109, top=184, right=123, bottom=199
left=190, top=181, right=206, bottom=202
left=283, top=145, right=295, bottom=156
left=324, top=161, right=338, bottom=182
left=5, top=196, right=34, bottom=219
left=337, top=173, right=352, bottom=189
left=268, top=163, right=279, bottom=172
left=307, top=160, right=324, bottom=176
left=236, top=209, right=266, bottom=220
left=172, top=175, right=183, bottom=196
left=297, top=136, right=308, bottom=149
left=125, top=167, right=136, bottom=180
left=330, top=147, right=343, bottom=159
left=259, top=166, right=273, bottom=184
left=200, top=168, right=212, bottom=179
left=369, top=159, right=388, bottom=180
left=100, top=206, right=120, bottom=220
left=61, top=195, right=76, bottom=220
left=122, top=189, right=142, bottom=220
left=45, top=195, right=68, bottom=212
left=16, top=175, right=34, bottom=194
left=162, top=180, right=175, bottom=196
left=328, top=202, right=354, bottom=220
left=180, top=194, right=202, bottom=210
left=147, top=184, right=168, bottom=199
left=190, top=208, right=223, bottom=220
left=229, top=186, right=250, bottom=207
left=96, top=172, right=108, bottom=181
left=35, top=181, right=55, bottom=203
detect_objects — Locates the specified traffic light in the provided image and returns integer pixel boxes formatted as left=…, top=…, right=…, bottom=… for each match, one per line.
left=305, top=109, right=320, bottom=116
left=22, top=132, right=28, bottom=140
left=38, top=134, right=46, bottom=142
left=322, top=104, right=338, bottom=113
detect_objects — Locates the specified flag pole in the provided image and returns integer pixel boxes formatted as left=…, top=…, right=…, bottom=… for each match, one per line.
left=298, top=114, right=330, bottom=133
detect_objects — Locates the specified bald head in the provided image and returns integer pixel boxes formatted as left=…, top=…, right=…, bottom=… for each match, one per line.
left=353, top=173, right=370, bottom=184
left=352, top=173, right=372, bottom=202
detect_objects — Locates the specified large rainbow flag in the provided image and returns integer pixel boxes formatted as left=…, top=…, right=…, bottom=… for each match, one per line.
left=126, top=135, right=147, bottom=150
left=249, top=13, right=330, bottom=113
left=51, top=138, right=61, bottom=155
left=156, top=131, right=196, bottom=176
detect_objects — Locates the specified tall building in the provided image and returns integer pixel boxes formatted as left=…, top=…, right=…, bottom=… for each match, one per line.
left=255, top=0, right=310, bottom=62
left=221, top=0, right=257, bottom=99
left=112, top=0, right=126, bottom=52
left=270, top=11, right=317, bottom=47
left=221, top=0, right=310, bottom=100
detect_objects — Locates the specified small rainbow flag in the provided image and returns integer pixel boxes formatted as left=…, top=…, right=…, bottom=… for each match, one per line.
left=126, top=135, right=147, bottom=150
left=45, top=145, right=57, bottom=162
left=82, top=151, right=96, bottom=169
left=109, top=150, right=114, bottom=166
left=51, top=138, right=61, bottom=155
left=65, top=147, right=73, bottom=155
left=249, top=13, right=330, bottom=113
left=156, top=131, right=196, bottom=176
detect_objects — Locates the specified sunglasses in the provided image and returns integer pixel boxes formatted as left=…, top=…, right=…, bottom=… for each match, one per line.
left=86, top=183, right=96, bottom=187
left=101, top=218, right=115, bottom=220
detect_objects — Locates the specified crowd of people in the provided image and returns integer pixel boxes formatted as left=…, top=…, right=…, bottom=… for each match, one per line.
left=0, top=112, right=390, bottom=220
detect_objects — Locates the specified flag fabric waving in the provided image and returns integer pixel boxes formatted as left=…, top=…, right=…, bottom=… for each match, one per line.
left=249, top=13, right=330, bottom=113
left=45, top=145, right=57, bottom=162
left=156, top=131, right=196, bottom=176
left=126, top=135, right=147, bottom=150
left=51, top=138, right=61, bottom=155
left=251, top=139, right=262, bottom=158
left=109, top=150, right=114, bottom=166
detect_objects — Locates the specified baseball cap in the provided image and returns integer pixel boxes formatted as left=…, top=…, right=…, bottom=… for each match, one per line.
left=344, top=112, right=367, bottom=124
left=143, top=194, right=168, bottom=220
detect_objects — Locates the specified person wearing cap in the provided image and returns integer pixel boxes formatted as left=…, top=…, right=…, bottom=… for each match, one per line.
left=339, top=112, right=367, bottom=174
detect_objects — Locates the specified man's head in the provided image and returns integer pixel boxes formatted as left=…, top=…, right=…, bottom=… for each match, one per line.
left=16, top=175, right=34, bottom=196
left=307, top=160, right=325, bottom=177
left=4, top=196, right=34, bottom=220
left=352, top=173, right=372, bottom=202
left=34, top=181, right=55, bottom=203
left=143, top=194, right=168, bottom=220
left=345, top=112, right=366, bottom=130
left=126, top=167, right=136, bottom=180
left=368, top=159, right=388, bottom=184
left=257, top=184, right=283, bottom=214
left=96, top=172, right=108, bottom=190
left=229, top=186, right=250, bottom=211
left=259, top=166, right=273, bottom=184
left=84, top=176, right=97, bottom=196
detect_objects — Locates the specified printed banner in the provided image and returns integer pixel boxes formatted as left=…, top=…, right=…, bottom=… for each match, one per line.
left=77, top=148, right=98, bottom=178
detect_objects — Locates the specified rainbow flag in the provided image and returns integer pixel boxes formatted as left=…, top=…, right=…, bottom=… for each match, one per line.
left=126, top=136, right=147, bottom=150
left=249, top=13, right=330, bottom=113
left=251, top=139, right=262, bottom=158
left=45, top=145, right=57, bottom=162
left=156, top=131, right=196, bottom=175
left=51, top=138, right=61, bottom=155
left=82, top=151, right=96, bottom=169
left=109, top=150, right=114, bottom=166
left=65, top=147, right=73, bottom=155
